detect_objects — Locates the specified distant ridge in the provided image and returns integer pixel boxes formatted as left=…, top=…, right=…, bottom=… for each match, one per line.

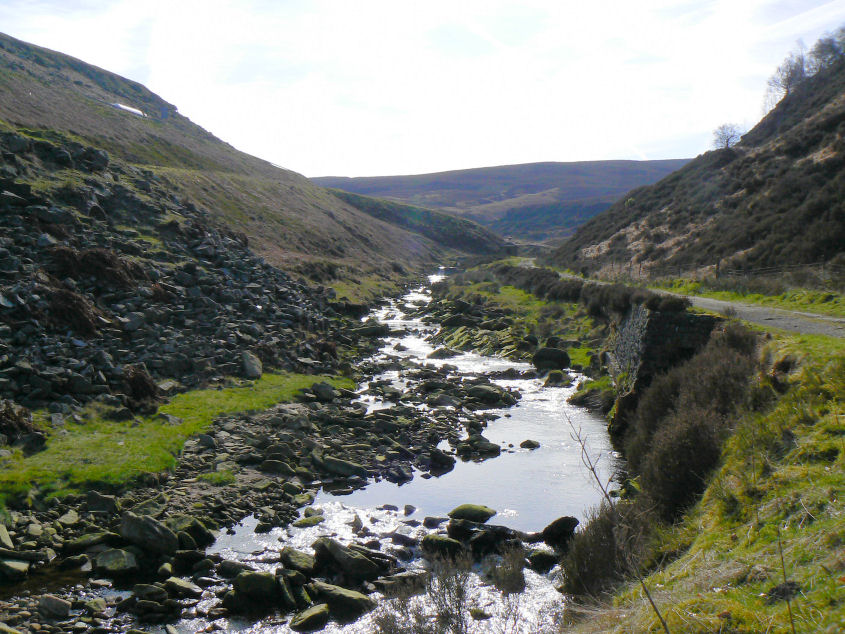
left=313, top=159, right=689, bottom=244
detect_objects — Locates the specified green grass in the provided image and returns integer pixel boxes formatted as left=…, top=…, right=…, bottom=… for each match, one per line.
left=331, top=275, right=403, bottom=304
left=0, top=372, right=353, bottom=502
left=437, top=267, right=600, bottom=366
left=578, top=334, right=845, bottom=633
left=653, top=278, right=845, bottom=317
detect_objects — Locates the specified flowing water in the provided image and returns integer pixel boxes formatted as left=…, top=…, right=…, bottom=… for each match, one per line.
left=174, top=270, right=620, bottom=632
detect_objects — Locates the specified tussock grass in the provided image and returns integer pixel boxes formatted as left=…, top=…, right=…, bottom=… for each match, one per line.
left=0, top=372, right=353, bottom=501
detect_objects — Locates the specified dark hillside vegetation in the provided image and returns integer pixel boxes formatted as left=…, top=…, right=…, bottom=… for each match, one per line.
left=314, top=159, right=689, bottom=244
left=0, top=32, right=506, bottom=290
left=552, top=57, right=845, bottom=275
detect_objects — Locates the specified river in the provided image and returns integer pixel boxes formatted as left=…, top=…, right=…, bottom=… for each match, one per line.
left=168, top=270, right=620, bottom=632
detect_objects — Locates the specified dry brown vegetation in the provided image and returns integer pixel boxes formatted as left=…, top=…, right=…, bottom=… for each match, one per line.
left=553, top=57, right=845, bottom=275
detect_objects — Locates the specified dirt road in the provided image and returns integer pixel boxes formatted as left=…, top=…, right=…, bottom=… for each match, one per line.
left=670, top=293, right=845, bottom=338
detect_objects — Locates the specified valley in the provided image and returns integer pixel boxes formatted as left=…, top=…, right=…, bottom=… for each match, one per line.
left=0, top=17, right=843, bottom=634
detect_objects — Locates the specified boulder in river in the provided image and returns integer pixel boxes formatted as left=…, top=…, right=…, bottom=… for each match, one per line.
left=281, top=547, right=317, bottom=577
left=420, top=534, right=466, bottom=560
left=290, top=603, right=330, bottom=631
left=233, top=570, right=279, bottom=604
left=308, top=580, right=376, bottom=620
left=448, top=504, right=497, bottom=523
left=532, top=347, right=571, bottom=371
left=541, top=516, right=579, bottom=550
left=312, top=537, right=382, bottom=581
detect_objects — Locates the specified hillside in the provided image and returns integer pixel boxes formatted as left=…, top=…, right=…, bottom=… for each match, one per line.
left=313, top=159, right=689, bottom=244
left=0, top=32, right=506, bottom=292
left=551, top=59, right=845, bottom=276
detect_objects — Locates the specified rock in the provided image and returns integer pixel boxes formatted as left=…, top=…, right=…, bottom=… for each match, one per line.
left=372, top=570, right=429, bottom=596
left=164, top=514, right=215, bottom=547
left=0, top=559, right=29, bottom=581
left=289, top=603, right=330, bottom=631
left=241, top=351, right=263, bottom=379
left=457, top=434, right=501, bottom=458
left=85, top=148, right=109, bottom=170
left=64, top=531, right=120, bottom=554
left=543, top=370, right=570, bottom=387
left=0, top=624, right=21, bottom=634
left=420, top=534, right=466, bottom=560
left=541, top=516, right=579, bottom=550
left=165, top=576, right=203, bottom=598
left=94, top=549, right=139, bottom=576
left=312, top=537, right=382, bottom=580
left=321, top=455, right=368, bottom=478
left=309, top=580, right=376, bottom=619
left=0, top=525, right=13, bottom=550
left=532, top=347, right=571, bottom=371
left=448, top=504, right=497, bottom=523
left=57, top=509, right=79, bottom=526
left=526, top=548, right=559, bottom=573
left=466, top=384, right=504, bottom=404
left=119, top=511, right=179, bottom=555
left=311, top=382, right=336, bottom=402
left=429, top=447, right=456, bottom=470
left=122, top=312, right=146, bottom=332
left=423, top=516, right=448, bottom=529
left=260, top=459, right=295, bottom=475
left=427, top=347, right=457, bottom=359
left=352, top=322, right=390, bottom=337
left=86, top=491, right=121, bottom=514
left=85, top=597, right=107, bottom=614
left=281, top=547, right=317, bottom=577
left=218, top=559, right=255, bottom=578
left=133, top=584, right=168, bottom=602
left=520, top=439, right=540, bottom=449
left=293, top=515, right=325, bottom=528
left=233, top=570, right=279, bottom=602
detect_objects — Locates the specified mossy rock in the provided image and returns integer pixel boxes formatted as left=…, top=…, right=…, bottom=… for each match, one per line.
left=290, top=603, right=330, bottom=632
left=448, top=504, right=497, bottom=523
left=420, top=534, right=466, bottom=560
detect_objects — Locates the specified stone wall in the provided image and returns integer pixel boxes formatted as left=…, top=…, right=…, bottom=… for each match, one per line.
left=606, top=304, right=720, bottom=435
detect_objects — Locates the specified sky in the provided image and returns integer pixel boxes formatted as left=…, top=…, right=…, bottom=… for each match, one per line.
left=2, top=0, right=844, bottom=177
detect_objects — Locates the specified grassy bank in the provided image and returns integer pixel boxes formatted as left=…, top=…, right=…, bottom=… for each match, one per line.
left=432, top=270, right=602, bottom=368
left=653, top=278, right=845, bottom=318
left=568, top=331, right=844, bottom=633
left=0, top=372, right=354, bottom=504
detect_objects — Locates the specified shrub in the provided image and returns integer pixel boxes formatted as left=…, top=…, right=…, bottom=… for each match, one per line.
left=623, top=323, right=758, bottom=519
left=639, top=407, right=723, bottom=521
left=561, top=501, right=654, bottom=598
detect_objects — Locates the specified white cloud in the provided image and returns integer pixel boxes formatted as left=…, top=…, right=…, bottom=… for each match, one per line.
left=1, top=0, right=844, bottom=175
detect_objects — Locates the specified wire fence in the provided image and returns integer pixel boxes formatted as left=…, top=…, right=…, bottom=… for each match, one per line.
left=601, top=261, right=845, bottom=281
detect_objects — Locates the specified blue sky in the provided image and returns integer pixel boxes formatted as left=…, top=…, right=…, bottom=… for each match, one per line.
left=2, top=0, right=844, bottom=176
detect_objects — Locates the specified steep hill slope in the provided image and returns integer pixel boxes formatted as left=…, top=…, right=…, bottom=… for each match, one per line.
left=551, top=59, right=845, bottom=276
left=0, top=32, right=506, bottom=289
left=313, top=159, right=689, bottom=244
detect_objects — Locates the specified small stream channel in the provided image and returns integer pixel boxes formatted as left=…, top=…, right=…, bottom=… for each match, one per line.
left=171, top=270, right=621, bottom=632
